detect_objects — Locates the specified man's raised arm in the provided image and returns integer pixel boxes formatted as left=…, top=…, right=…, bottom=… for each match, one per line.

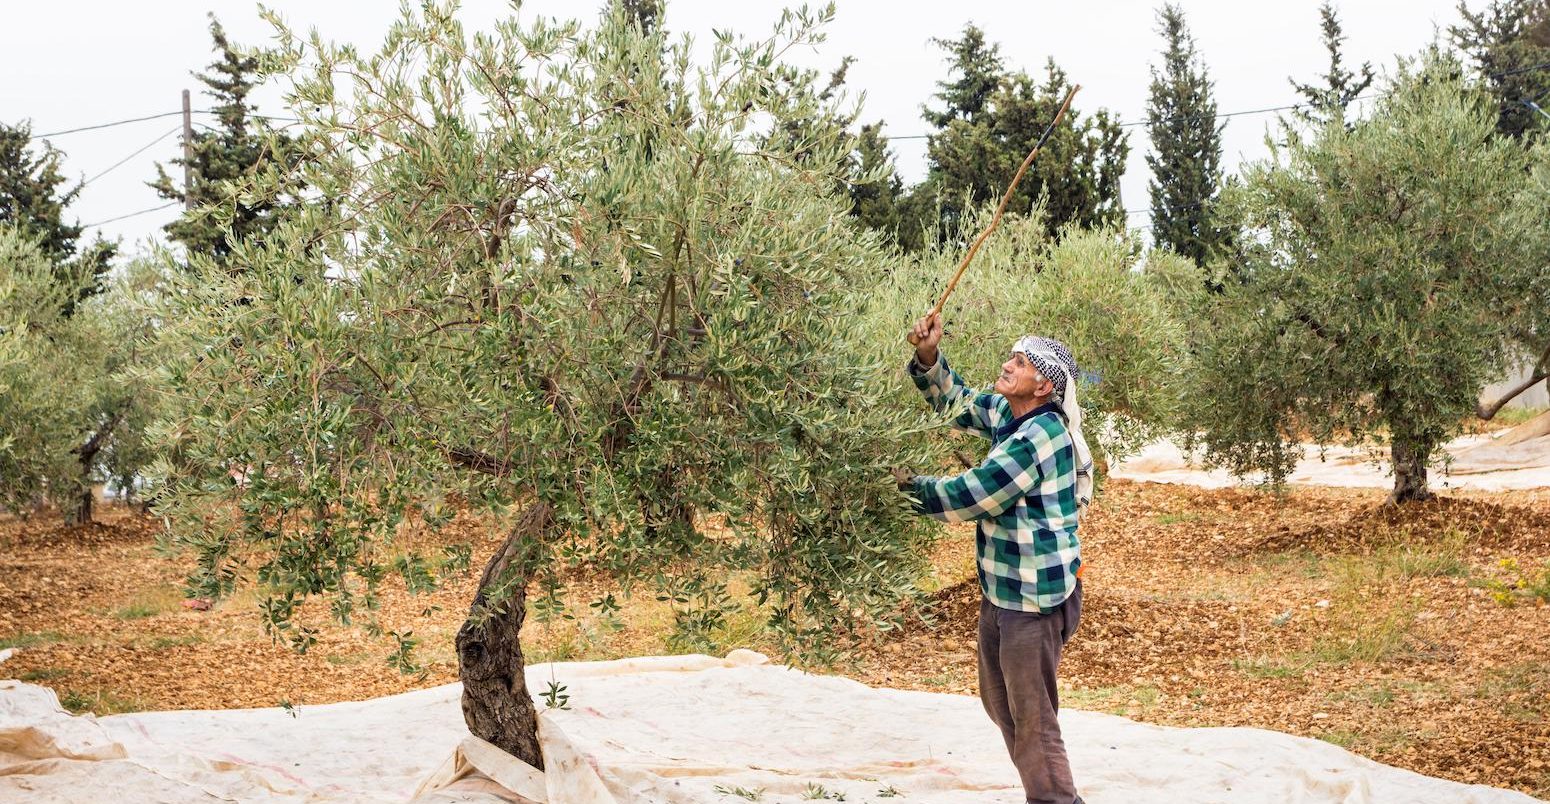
left=905, top=311, right=1002, bottom=439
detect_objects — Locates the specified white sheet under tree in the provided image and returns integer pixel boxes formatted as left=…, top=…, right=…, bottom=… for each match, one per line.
left=0, top=650, right=1534, bottom=803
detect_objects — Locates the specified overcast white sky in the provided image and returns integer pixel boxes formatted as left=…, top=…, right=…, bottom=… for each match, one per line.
left=4, top=1, right=1468, bottom=253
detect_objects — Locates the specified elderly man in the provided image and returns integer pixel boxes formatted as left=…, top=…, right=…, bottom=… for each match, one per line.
left=896, top=311, right=1091, bottom=804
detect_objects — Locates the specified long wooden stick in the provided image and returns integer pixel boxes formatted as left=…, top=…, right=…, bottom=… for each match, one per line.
left=910, top=85, right=1081, bottom=343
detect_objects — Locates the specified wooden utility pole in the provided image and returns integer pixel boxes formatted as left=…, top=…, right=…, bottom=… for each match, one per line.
left=181, top=89, right=194, bottom=211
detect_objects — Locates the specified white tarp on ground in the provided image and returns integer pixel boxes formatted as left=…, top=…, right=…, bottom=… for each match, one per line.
left=0, top=649, right=1536, bottom=804
left=1111, top=424, right=1550, bottom=492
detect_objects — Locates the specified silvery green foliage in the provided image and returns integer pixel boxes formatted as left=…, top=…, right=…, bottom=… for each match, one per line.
left=854, top=208, right=1189, bottom=472
left=1187, top=54, right=1550, bottom=494
left=0, top=227, right=152, bottom=517
left=0, top=227, right=85, bottom=510
left=145, top=3, right=942, bottom=665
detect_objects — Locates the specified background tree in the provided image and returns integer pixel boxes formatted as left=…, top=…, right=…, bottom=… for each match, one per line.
left=0, top=227, right=86, bottom=515
left=1452, top=1, right=1550, bottom=412
left=0, top=123, right=115, bottom=313
left=913, top=26, right=1128, bottom=243
left=616, top=0, right=662, bottom=35
left=923, top=24, right=1004, bottom=128
left=1187, top=55, right=1550, bottom=503
left=150, top=15, right=304, bottom=263
left=855, top=207, right=1188, bottom=474
left=847, top=122, right=908, bottom=247
left=1146, top=4, right=1227, bottom=270
left=148, top=3, right=944, bottom=767
left=1452, top=0, right=1550, bottom=139
left=0, top=227, right=154, bottom=523
left=1288, top=2, right=1377, bottom=130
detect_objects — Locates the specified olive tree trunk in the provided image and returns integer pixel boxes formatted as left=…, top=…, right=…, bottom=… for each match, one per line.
left=68, top=445, right=98, bottom=525
left=455, top=502, right=551, bottom=769
left=68, top=408, right=127, bottom=526
left=1390, top=438, right=1434, bottom=504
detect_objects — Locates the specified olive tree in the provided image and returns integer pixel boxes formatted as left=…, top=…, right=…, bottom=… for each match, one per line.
left=0, top=227, right=84, bottom=514
left=1187, top=55, right=1550, bottom=502
left=0, top=227, right=155, bottom=522
left=856, top=209, right=1189, bottom=475
left=146, top=3, right=942, bottom=766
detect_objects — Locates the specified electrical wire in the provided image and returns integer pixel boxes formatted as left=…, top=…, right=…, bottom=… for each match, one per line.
left=46, top=60, right=1550, bottom=232
left=81, top=201, right=180, bottom=228
left=78, top=125, right=182, bottom=188
left=31, top=109, right=300, bottom=141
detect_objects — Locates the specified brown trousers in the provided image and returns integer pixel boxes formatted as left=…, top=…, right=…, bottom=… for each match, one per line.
left=977, top=580, right=1083, bottom=804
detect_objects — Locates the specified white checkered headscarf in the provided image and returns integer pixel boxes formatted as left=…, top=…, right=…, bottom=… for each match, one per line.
left=1012, top=335, right=1094, bottom=514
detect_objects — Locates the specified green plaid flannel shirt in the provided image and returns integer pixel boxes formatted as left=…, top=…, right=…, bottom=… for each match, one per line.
left=906, top=353, right=1081, bottom=613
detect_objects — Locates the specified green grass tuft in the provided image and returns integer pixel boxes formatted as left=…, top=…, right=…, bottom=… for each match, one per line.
left=58, top=688, right=147, bottom=715
left=0, top=631, right=68, bottom=649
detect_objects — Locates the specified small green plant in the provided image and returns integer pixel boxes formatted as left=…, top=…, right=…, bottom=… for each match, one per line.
left=115, top=603, right=161, bottom=620
left=59, top=691, right=91, bottom=712
left=20, top=668, right=68, bottom=683
left=1062, top=684, right=1163, bottom=716
left=801, top=783, right=846, bottom=800
left=57, top=688, right=145, bottom=715
left=713, top=785, right=765, bottom=801
left=541, top=681, right=571, bottom=710
left=279, top=699, right=299, bottom=718
left=1327, top=683, right=1396, bottom=708
left=385, top=630, right=421, bottom=675
left=142, top=633, right=205, bottom=650
left=324, top=650, right=372, bottom=666
left=1316, top=730, right=1359, bottom=749
left=1374, top=528, right=1470, bottom=580
left=1312, top=556, right=1423, bottom=664
left=877, top=785, right=902, bottom=798
left=1256, top=549, right=1321, bottom=580
left=1482, top=558, right=1550, bottom=607
left=921, top=671, right=955, bottom=689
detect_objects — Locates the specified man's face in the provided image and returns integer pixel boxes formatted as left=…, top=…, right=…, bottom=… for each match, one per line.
left=995, top=352, right=1053, bottom=403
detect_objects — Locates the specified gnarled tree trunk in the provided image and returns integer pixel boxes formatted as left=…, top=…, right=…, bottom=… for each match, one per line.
left=70, top=443, right=98, bottom=525
left=455, top=501, right=552, bottom=768
left=1390, top=438, right=1433, bottom=504
left=68, top=407, right=128, bottom=526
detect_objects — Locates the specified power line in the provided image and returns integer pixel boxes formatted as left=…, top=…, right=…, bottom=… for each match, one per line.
left=82, top=201, right=179, bottom=228
left=32, top=110, right=190, bottom=139
left=31, top=109, right=301, bottom=140
left=79, top=126, right=182, bottom=188
left=45, top=59, right=1550, bottom=234
left=29, top=59, right=1550, bottom=144
left=883, top=61, right=1550, bottom=140
left=1490, top=59, right=1550, bottom=79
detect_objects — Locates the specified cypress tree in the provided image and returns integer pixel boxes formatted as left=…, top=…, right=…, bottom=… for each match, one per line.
left=920, top=27, right=1128, bottom=241
left=848, top=122, right=906, bottom=246
left=1289, top=2, right=1376, bottom=130
left=0, top=122, right=115, bottom=313
left=1145, top=4, right=1226, bottom=268
left=150, top=14, right=304, bottom=263
left=923, top=24, right=1004, bottom=127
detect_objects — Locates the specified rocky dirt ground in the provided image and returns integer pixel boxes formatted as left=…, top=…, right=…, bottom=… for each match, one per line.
left=2, top=480, right=1547, bottom=798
